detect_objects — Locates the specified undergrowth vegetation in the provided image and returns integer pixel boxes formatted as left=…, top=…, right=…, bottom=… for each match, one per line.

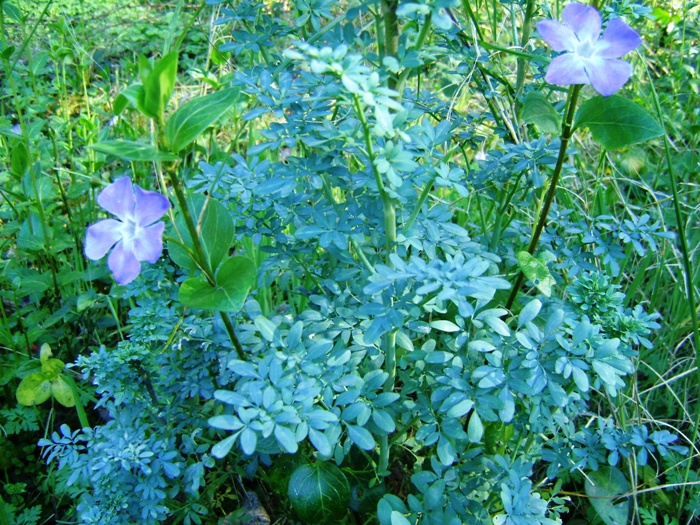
left=0, top=0, right=699, bottom=523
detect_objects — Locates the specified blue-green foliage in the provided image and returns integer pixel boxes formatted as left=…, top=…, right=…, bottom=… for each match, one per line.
left=33, top=0, right=689, bottom=523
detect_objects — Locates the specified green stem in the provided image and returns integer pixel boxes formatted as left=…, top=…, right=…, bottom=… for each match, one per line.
left=515, top=0, right=536, bottom=101
left=165, top=165, right=247, bottom=361
left=380, top=0, right=399, bottom=89
left=63, top=374, right=91, bottom=430
left=506, top=85, right=582, bottom=310
left=353, top=94, right=398, bottom=475
left=319, top=173, right=375, bottom=274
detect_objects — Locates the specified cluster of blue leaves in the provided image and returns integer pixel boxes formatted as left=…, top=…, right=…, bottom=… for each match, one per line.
left=38, top=271, right=222, bottom=524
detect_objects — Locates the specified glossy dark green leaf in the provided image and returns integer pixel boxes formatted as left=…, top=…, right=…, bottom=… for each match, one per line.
left=288, top=462, right=351, bottom=523
left=89, top=140, right=178, bottom=162
left=165, top=88, right=240, bottom=152
left=574, top=96, right=663, bottom=150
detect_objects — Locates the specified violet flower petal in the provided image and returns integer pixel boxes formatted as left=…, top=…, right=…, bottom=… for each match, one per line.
left=597, top=18, right=643, bottom=59
left=108, top=241, right=142, bottom=285
left=134, top=185, right=170, bottom=226
left=586, top=58, right=633, bottom=97
left=132, top=222, right=166, bottom=263
left=96, top=177, right=134, bottom=221
left=545, top=54, right=590, bottom=86
left=562, top=3, right=601, bottom=42
left=85, top=219, right=124, bottom=260
left=536, top=20, right=577, bottom=52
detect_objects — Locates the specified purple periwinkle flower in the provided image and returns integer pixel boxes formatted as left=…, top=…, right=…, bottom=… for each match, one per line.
left=537, top=3, right=642, bottom=96
left=85, top=177, right=170, bottom=285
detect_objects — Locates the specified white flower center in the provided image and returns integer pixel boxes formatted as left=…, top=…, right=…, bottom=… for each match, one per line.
left=120, top=217, right=142, bottom=249
left=576, top=39, right=597, bottom=59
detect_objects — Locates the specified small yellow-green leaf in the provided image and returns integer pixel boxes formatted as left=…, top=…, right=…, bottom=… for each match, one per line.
left=16, top=372, right=52, bottom=406
left=51, top=376, right=75, bottom=407
left=39, top=343, right=52, bottom=362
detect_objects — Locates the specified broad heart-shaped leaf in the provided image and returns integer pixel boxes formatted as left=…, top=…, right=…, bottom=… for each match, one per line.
left=141, top=52, right=178, bottom=121
left=517, top=251, right=556, bottom=297
left=179, top=256, right=256, bottom=312
left=520, top=91, right=561, bottom=133
left=585, top=466, right=630, bottom=525
left=16, top=372, right=52, bottom=406
left=574, top=96, right=663, bottom=150
left=287, top=462, right=351, bottom=524
left=165, top=88, right=240, bottom=153
left=168, top=194, right=235, bottom=272
left=89, top=140, right=178, bottom=162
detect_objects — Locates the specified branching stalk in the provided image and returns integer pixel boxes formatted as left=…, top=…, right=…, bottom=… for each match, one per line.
left=506, top=85, right=582, bottom=310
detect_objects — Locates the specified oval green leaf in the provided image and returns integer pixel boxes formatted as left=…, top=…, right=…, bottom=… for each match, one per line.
left=165, top=88, right=240, bottom=153
left=516, top=251, right=555, bottom=297
left=574, top=95, right=663, bottom=151
left=168, top=194, right=235, bottom=272
left=585, top=466, right=630, bottom=525
left=288, top=462, right=351, bottom=524
left=520, top=91, right=561, bottom=134
left=16, top=372, right=52, bottom=406
left=51, top=376, right=75, bottom=407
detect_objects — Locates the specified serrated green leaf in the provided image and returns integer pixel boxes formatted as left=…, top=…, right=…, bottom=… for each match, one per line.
left=89, top=140, right=178, bottom=162
left=165, top=88, right=239, bottom=153
left=520, top=91, right=561, bottom=133
left=574, top=96, right=663, bottom=150
left=179, top=256, right=255, bottom=312
left=585, top=466, right=630, bottom=525
left=517, top=251, right=556, bottom=297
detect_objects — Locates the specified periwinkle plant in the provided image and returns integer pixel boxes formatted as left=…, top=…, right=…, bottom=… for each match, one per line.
left=37, top=0, right=685, bottom=524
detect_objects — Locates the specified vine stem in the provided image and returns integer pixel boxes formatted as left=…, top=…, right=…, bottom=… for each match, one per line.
left=505, top=84, right=582, bottom=311
left=164, top=163, right=247, bottom=361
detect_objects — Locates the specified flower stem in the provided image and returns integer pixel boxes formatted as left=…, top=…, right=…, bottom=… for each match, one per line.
left=165, top=164, right=247, bottom=361
left=506, top=84, right=582, bottom=310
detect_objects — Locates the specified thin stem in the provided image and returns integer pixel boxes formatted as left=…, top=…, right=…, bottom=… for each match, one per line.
left=353, top=94, right=398, bottom=475
left=506, top=85, right=582, bottom=310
